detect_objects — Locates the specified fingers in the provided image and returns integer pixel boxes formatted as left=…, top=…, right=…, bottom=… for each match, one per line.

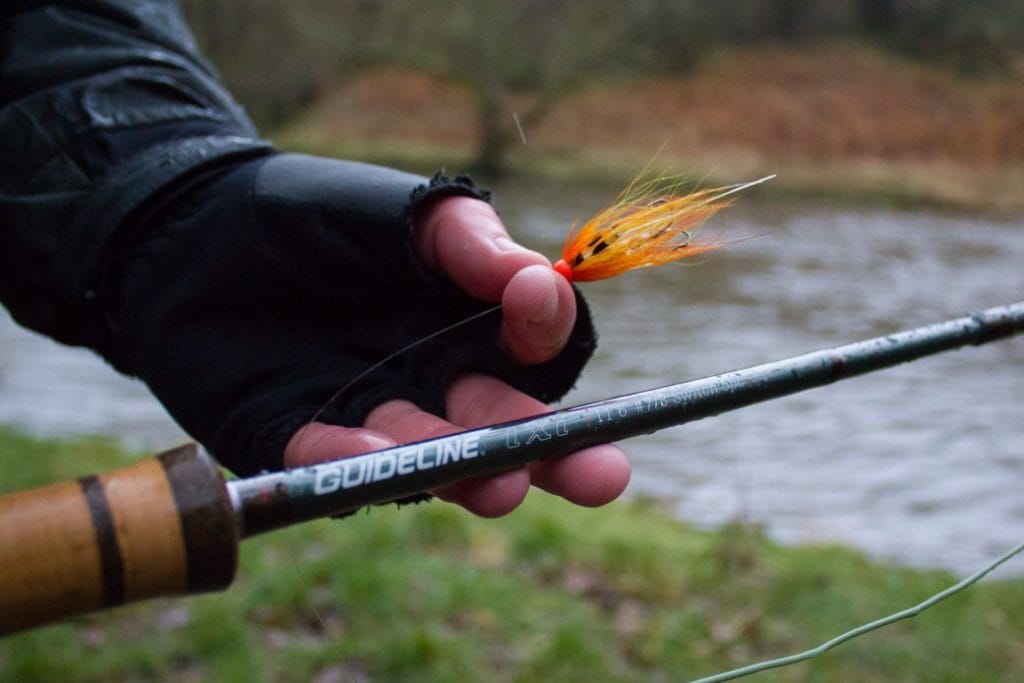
left=415, top=197, right=548, bottom=301
left=283, top=422, right=396, bottom=468
left=526, top=446, right=632, bottom=508
left=500, top=265, right=576, bottom=365
left=364, top=398, right=532, bottom=516
left=282, top=410, right=530, bottom=516
left=415, top=197, right=575, bottom=365
left=428, top=470, right=532, bottom=519
left=446, top=374, right=631, bottom=507
left=283, top=375, right=630, bottom=517
left=362, top=378, right=630, bottom=515
left=317, top=197, right=626, bottom=516
left=282, top=412, right=529, bottom=517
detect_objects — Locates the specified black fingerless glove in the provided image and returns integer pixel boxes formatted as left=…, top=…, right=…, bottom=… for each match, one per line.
left=0, top=0, right=596, bottom=476
left=98, top=153, right=596, bottom=475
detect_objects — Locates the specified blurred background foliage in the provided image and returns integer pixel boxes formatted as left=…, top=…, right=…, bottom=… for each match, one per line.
left=179, top=0, right=1024, bottom=193
left=182, top=0, right=1024, bottom=122
left=3, top=6, right=1024, bottom=679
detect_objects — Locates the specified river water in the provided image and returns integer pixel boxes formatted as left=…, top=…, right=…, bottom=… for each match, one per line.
left=1, top=185, right=1022, bottom=576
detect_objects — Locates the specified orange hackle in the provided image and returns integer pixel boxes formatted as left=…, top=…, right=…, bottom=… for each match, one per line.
left=555, top=173, right=775, bottom=282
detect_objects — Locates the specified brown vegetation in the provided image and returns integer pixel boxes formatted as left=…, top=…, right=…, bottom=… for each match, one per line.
left=302, top=68, right=476, bottom=149
left=537, top=47, right=1024, bottom=166
left=282, top=46, right=1024, bottom=210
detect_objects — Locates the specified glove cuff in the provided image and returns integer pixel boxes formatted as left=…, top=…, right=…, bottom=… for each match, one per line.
left=71, top=135, right=274, bottom=357
left=407, top=172, right=492, bottom=226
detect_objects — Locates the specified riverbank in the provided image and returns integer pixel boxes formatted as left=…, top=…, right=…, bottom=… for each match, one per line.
left=276, top=45, right=1024, bottom=213
left=2, top=426, right=1023, bottom=681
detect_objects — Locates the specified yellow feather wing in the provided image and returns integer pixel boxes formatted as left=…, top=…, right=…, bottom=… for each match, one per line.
left=555, top=174, right=774, bottom=282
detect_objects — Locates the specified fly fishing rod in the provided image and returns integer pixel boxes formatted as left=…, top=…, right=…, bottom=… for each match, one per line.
left=2, top=301, right=1022, bottom=635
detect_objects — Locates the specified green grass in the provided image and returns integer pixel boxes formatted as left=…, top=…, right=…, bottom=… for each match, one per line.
left=2, top=425, right=1023, bottom=681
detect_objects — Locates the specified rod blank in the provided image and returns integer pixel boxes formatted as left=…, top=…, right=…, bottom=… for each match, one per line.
left=231, top=301, right=1024, bottom=537
left=1, top=302, right=1020, bottom=634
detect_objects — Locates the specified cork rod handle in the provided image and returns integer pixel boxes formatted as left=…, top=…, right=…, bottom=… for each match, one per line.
left=0, top=444, right=238, bottom=635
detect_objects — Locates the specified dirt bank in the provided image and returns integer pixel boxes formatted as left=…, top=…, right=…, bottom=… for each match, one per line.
left=279, top=46, right=1024, bottom=211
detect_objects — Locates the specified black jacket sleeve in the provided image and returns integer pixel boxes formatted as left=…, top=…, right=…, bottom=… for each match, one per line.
left=0, top=1, right=597, bottom=475
left=0, top=0, right=271, bottom=348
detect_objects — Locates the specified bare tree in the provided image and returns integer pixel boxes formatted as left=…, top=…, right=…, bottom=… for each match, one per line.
left=357, top=0, right=634, bottom=175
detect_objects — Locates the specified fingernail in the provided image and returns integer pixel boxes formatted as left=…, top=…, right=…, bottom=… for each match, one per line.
left=494, top=236, right=528, bottom=254
left=527, top=274, right=560, bottom=326
left=361, top=435, right=396, bottom=452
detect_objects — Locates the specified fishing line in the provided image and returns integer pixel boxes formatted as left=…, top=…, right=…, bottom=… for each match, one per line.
left=691, top=539, right=1024, bottom=682
left=285, top=532, right=327, bottom=629
left=284, top=169, right=773, bottom=672
left=287, top=160, right=761, bottom=668
left=512, top=112, right=528, bottom=145
left=287, top=303, right=502, bottom=674
left=281, top=172, right=1015, bottom=680
left=299, top=304, right=503, bottom=435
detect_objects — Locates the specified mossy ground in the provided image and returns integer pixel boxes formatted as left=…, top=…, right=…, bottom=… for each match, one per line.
left=2, top=426, right=1023, bottom=681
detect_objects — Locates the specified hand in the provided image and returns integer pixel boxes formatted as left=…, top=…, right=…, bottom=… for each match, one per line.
left=285, top=197, right=631, bottom=517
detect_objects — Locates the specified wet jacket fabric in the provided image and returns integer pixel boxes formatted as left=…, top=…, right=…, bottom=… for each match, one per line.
left=0, top=1, right=596, bottom=475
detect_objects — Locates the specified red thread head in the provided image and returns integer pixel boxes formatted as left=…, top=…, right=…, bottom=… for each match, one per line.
left=553, top=259, right=573, bottom=282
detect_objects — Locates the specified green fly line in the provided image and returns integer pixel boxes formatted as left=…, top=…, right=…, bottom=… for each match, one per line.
left=691, top=539, right=1024, bottom=682
left=281, top=298, right=1023, bottom=681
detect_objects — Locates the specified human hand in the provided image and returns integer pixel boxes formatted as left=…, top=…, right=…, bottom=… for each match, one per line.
left=103, top=152, right=616, bottom=500
left=0, top=0, right=624, bottom=512
left=285, top=197, right=631, bottom=516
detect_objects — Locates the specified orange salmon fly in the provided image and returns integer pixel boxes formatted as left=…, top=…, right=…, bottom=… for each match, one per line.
left=553, top=173, right=775, bottom=282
